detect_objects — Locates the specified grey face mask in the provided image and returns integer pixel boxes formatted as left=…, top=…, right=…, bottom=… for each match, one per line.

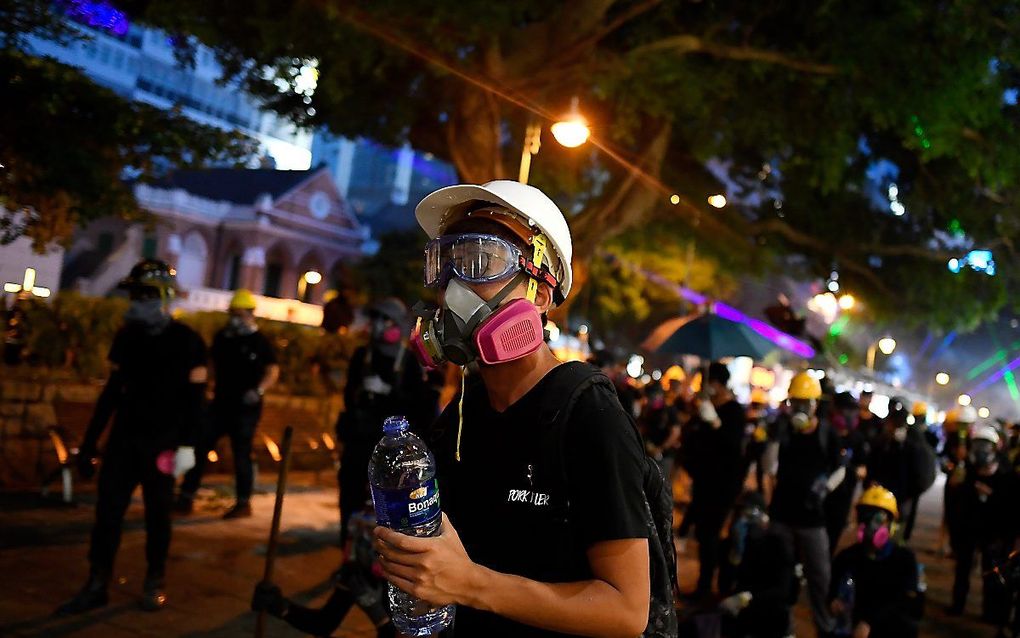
left=227, top=315, right=257, bottom=336
left=125, top=299, right=170, bottom=334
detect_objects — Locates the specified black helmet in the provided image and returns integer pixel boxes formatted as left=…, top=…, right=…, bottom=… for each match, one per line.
left=118, top=259, right=178, bottom=298
left=367, top=297, right=408, bottom=325
left=887, top=396, right=910, bottom=424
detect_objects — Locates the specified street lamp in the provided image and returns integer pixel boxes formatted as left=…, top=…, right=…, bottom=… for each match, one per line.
left=935, top=371, right=950, bottom=386
left=866, top=336, right=897, bottom=371
left=958, top=394, right=972, bottom=407
left=978, top=406, right=990, bottom=419
left=838, top=294, right=856, bottom=311
left=303, top=270, right=322, bottom=285
left=297, top=269, right=322, bottom=301
left=3, top=267, right=51, bottom=298
left=519, top=97, right=590, bottom=184
left=707, top=194, right=727, bottom=209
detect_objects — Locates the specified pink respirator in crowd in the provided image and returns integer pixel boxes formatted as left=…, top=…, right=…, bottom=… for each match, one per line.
left=856, top=523, right=891, bottom=550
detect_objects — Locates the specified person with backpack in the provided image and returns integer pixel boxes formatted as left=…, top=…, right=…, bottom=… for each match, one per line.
left=769, top=371, right=843, bottom=636
left=373, top=181, right=675, bottom=637
left=824, top=391, right=867, bottom=555
left=717, top=491, right=797, bottom=638
left=829, top=485, right=925, bottom=638
left=336, top=298, right=436, bottom=546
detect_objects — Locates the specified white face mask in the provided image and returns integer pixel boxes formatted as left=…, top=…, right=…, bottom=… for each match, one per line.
left=894, top=426, right=908, bottom=443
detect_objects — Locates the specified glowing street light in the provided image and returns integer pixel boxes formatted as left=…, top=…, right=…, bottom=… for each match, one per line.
left=670, top=194, right=681, bottom=205
left=978, top=406, right=991, bottom=419
left=3, top=267, right=51, bottom=298
left=303, top=270, right=322, bottom=285
left=935, top=371, right=950, bottom=386
left=550, top=98, right=591, bottom=148
left=958, top=394, right=972, bottom=407
left=520, top=97, right=590, bottom=184
left=878, top=337, right=897, bottom=355
left=838, top=294, right=856, bottom=311
left=707, top=194, right=727, bottom=209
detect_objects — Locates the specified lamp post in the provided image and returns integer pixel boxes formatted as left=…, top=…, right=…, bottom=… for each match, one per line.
left=3, top=267, right=51, bottom=298
left=518, top=97, right=590, bottom=185
left=297, top=270, right=322, bottom=302
left=866, top=336, right=896, bottom=372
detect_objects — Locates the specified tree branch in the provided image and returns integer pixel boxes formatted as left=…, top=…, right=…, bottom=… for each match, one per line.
left=550, top=0, right=663, bottom=67
left=630, top=34, right=839, bottom=75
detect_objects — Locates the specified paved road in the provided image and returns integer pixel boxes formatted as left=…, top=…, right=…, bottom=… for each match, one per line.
left=0, top=473, right=1009, bottom=636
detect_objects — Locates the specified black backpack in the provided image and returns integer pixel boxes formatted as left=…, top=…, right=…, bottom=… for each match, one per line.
left=539, top=362, right=679, bottom=638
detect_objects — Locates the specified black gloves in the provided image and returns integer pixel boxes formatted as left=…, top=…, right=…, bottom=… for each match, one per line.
left=251, top=581, right=289, bottom=618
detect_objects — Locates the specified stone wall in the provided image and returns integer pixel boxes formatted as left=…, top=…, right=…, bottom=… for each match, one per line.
left=0, top=371, right=343, bottom=489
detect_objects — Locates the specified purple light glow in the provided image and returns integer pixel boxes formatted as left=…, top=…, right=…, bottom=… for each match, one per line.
left=61, top=0, right=130, bottom=36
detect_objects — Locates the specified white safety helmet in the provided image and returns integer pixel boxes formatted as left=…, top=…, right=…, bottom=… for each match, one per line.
left=970, top=423, right=1001, bottom=446
left=415, top=180, right=574, bottom=303
left=958, top=405, right=979, bottom=425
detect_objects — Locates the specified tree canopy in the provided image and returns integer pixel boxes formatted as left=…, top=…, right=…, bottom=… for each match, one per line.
left=9, top=0, right=1020, bottom=332
left=0, top=2, right=257, bottom=251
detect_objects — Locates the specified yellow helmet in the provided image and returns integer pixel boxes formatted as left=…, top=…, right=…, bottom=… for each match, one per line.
left=788, top=372, right=822, bottom=400
left=229, top=288, right=257, bottom=310
left=750, top=388, right=769, bottom=405
left=912, top=401, right=928, bottom=417
left=857, top=484, right=899, bottom=520
left=944, top=407, right=960, bottom=425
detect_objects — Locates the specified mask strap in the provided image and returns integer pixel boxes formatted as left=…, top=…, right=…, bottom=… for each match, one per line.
left=525, top=234, right=548, bottom=304
left=456, top=370, right=466, bottom=462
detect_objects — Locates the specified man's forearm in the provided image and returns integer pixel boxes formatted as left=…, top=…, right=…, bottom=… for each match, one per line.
left=461, top=566, right=647, bottom=638
left=259, top=364, right=280, bottom=393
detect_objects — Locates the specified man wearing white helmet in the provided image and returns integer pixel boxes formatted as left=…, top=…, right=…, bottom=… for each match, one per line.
left=373, top=181, right=674, bottom=638
left=947, top=423, right=1017, bottom=623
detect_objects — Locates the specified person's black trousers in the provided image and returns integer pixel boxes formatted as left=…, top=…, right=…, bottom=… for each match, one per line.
left=824, top=477, right=858, bottom=553
left=952, top=533, right=1011, bottom=622
left=181, top=402, right=260, bottom=504
left=89, top=440, right=175, bottom=579
left=338, top=440, right=373, bottom=546
left=694, top=491, right=737, bottom=594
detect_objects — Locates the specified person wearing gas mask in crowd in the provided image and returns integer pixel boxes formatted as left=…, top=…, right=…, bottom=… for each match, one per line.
left=866, top=398, right=935, bottom=544
left=948, top=424, right=1017, bottom=623
left=769, top=371, right=843, bottom=636
left=336, top=297, right=435, bottom=547
left=744, top=388, right=772, bottom=495
left=824, top=391, right=867, bottom=555
left=717, top=491, right=797, bottom=638
left=939, top=406, right=976, bottom=557
left=177, top=289, right=278, bottom=518
left=58, top=260, right=207, bottom=614
left=376, top=181, right=670, bottom=637
left=640, top=382, right=681, bottom=499
left=685, top=361, right=747, bottom=600
left=829, top=485, right=924, bottom=638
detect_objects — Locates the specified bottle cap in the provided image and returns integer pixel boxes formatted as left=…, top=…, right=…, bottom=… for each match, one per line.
left=382, top=416, right=410, bottom=435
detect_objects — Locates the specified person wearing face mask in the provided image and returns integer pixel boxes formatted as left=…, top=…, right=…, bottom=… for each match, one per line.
left=176, top=289, right=279, bottom=519
left=865, top=398, right=934, bottom=544
left=374, top=181, right=672, bottom=638
left=58, top=260, right=208, bottom=615
left=829, top=485, right=924, bottom=638
left=685, top=361, right=747, bottom=599
left=769, top=371, right=843, bottom=637
left=824, top=392, right=867, bottom=555
left=717, top=491, right=797, bottom=638
left=948, top=424, right=1017, bottom=622
left=939, top=406, right=976, bottom=557
left=336, top=296, right=435, bottom=547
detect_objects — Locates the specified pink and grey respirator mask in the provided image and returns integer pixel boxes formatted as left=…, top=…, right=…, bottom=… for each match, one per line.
left=856, top=508, right=894, bottom=551
left=410, top=232, right=560, bottom=368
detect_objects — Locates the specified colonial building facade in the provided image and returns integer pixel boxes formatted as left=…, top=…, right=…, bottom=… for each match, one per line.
left=63, top=167, right=367, bottom=325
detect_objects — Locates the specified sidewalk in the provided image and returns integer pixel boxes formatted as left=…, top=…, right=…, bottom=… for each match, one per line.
left=0, top=472, right=1007, bottom=637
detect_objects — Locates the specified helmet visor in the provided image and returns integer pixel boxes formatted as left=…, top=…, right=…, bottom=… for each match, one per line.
left=424, top=233, right=522, bottom=288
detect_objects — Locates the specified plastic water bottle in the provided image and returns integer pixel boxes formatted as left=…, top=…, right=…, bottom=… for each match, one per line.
left=833, top=576, right=855, bottom=637
left=369, top=416, right=455, bottom=636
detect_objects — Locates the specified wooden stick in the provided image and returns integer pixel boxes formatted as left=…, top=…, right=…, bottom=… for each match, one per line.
left=255, top=425, right=294, bottom=638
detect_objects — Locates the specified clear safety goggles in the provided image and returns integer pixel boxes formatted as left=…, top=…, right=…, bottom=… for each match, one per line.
left=424, top=233, right=525, bottom=288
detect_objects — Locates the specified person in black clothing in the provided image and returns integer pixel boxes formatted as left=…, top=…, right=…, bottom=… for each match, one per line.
left=641, top=383, right=681, bottom=498
left=686, top=361, right=747, bottom=598
left=856, top=391, right=883, bottom=456
left=718, top=491, right=796, bottom=638
left=743, top=389, right=772, bottom=495
left=769, top=371, right=842, bottom=636
left=829, top=485, right=924, bottom=638
left=948, top=424, right=1017, bottom=623
left=57, top=260, right=207, bottom=615
left=824, top=391, right=866, bottom=555
left=252, top=505, right=396, bottom=637
left=177, top=288, right=279, bottom=518
left=336, top=297, right=435, bottom=546
left=372, top=182, right=661, bottom=637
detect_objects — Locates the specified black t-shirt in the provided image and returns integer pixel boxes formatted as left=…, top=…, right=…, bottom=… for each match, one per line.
left=107, top=321, right=207, bottom=449
left=428, top=364, right=649, bottom=638
left=830, top=543, right=920, bottom=628
left=211, top=328, right=277, bottom=403
left=771, top=416, right=840, bottom=527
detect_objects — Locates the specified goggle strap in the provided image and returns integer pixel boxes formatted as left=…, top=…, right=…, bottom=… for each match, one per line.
left=526, top=235, right=548, bottom=304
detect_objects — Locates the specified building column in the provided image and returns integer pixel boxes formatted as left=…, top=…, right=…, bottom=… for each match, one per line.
left=240, top=246, right=266, bottom=293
